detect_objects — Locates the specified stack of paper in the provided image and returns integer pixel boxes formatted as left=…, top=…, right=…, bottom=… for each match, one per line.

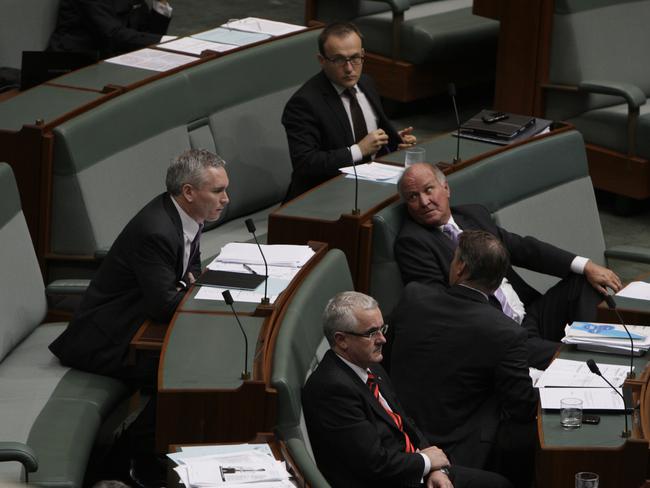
left=215, top=243, right=315, bottom=267
left=617, top=281, right=650, bottom=301
left=339, top=162, right=404, bottom=184
left=561, top=321, right=650, bottom=355
left=222, top=17, right=304, bottom=36
left=170, top=444, right=293, bottom=487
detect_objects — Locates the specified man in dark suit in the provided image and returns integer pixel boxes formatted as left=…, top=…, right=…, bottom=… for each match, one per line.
left=391, top=231, right=538, bottom=487
left=282, top=22, right=416, bottom=200
left=303, top=291, right=513, bottom=488
left=48, top=0, right=172, bottom=58
left=50, top=149, right=229, bottom=385
left=394, top=163, right=622, bottom=368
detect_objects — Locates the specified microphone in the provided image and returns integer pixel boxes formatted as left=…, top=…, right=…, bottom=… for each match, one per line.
left=244, top=218, right=269, bottom=304
left=448, top=83, right=461, bottom=164
left=586, top=359, right=630, bottom=437
left=222, top=290, right=251, bottom=380
left=604, top=294, right=635, bottom=379
left=351, top=160, right=360, bottom=215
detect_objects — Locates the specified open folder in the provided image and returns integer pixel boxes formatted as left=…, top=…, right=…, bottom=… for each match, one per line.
left=195, top=270, right=266, bottom=290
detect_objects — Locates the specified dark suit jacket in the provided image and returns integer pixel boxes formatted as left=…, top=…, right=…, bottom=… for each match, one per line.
left=390, top=283, right=538, bottom=468
left=394, top=204, right=576, bottom=308
left=282, top=71, right=401, bottom=199
left=49, top=193, right=199, bottom=378
left=47, top=0, right=170, bottom=57
left=302, top=350, right=428, bottom=488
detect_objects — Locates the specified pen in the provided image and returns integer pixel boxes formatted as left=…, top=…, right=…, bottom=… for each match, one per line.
left=243, top=263, right=258, bottom=275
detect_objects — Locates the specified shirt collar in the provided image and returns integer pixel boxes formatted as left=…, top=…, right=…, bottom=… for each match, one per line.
left=457, top=283, right=489, bottom=302
left=330, top=80, right=359, bottom=97
left=438, top=214, right=458, bottom=232
left=170, top=195, right=200, bottom=242
left=336, top=352, right=369, bottom=384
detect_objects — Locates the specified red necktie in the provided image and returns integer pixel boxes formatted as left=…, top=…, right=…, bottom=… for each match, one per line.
left=367, top=372, right=415, bottom=453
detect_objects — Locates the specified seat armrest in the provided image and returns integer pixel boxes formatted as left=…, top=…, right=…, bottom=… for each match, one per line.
left=46, top=279, right=91, bottom=296
left=94, top=247, right=110, bottom=260
left=0, top=442, right=38, bottom=473
left=578, top=80, right=647, bottom=110
left=605, top=245, right=650, bottom=265
left=373, top=0, right=410, bottom=13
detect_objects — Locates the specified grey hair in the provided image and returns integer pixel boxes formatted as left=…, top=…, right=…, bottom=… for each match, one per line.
left=166, top=149, right=226, bottom=196
left=323, top=291, right=378, bottom=346
left=397, top=162, right=446, bottom=199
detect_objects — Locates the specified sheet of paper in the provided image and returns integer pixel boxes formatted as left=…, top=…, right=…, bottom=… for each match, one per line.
left=194, top=276, right=288, bottom=303
left=104, top=48, right=197, bottom=71
left=222, top=17, right=304, bottom=36
left=539, top=387, right=624, bottom=410
left=617, top=281, right=650, bottom=301
left=536, top=358, right=630, bottom=388
left=185, top=451, right=289, bottom=486
left=168, top=443, right=274, bottom=465
left=159, top=37, right=237, bottom=54
left=340, top=162, right=404, bottom=182
left=192, top=27, right=271, bottom=46
left=215, top=243, right=314, bottom=267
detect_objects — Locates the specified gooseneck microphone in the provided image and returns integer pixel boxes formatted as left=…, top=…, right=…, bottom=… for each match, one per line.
left=351, top=159, right=360, bottom=215
left=586, top=359, right=630, bottom=437
left=244, top=218, right=269, bottom=304
left=448, top=83, right=461, bottom=164
left=604, top=294, right=635, bottom=379
left=222, top=290, right=251, bottom=380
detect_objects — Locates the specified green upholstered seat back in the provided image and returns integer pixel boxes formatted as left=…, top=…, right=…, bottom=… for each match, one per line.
left=0, top=163, right=46, bottom=362
left=546, top=0, right=650, bottom=121
left=270, top=249, right=352, bottom=488
left=0, top=0, right=60, bottom=69
left=51, top=29, right=321, bottom=257
left=314, top=0, right=389, bottom=22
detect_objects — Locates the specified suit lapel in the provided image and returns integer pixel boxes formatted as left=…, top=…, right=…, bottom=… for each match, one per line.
left=163, top=194, right=186, bottom=281
left=317, top=72, right=355, bottom=145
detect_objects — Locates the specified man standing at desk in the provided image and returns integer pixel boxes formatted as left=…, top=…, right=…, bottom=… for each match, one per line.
left=303, top=291, right=512, bottom=488
left=50, top=149, right=229, bottom=386
left=282, top=22, right=416, bottom=200
left=395, top=162, right=622, bottom=369
left=391, top=231, right=538, bottom=488
left=48, top=0, right=173, bottom=58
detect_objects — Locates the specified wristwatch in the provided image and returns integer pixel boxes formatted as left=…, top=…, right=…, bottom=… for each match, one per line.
left=439, top=466, right=451, bottom=478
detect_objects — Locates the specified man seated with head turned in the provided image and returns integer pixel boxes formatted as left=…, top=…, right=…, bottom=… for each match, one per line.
left=391, top=230, right=538, bottom=488
left=302, top=291, right=513, bottom=488
left=281, top=22, right=416, bottom=200
left=50, top=149, right=229, bottom=386
left=394, top=162, right=622, bottom=369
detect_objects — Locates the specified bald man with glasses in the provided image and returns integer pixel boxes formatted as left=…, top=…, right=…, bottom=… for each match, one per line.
left=282, top=22, right=416, bottom=200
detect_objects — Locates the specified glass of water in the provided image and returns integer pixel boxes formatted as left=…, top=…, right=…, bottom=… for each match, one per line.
left=405, top=147, right=426, bottom=167
left=575, top=472, right=599, bottom=488
left=561, top=397, right=583, bottom=430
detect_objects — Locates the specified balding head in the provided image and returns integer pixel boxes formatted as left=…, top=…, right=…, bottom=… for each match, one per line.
left=398, top=163, right=451, bottom=227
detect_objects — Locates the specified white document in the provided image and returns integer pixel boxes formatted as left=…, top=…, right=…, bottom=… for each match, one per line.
left=208, top=261, right=301, bottom=281
left=536, top=358, right=630, bottom=388
left=561, top=323, right=650, bottom=354
left=539, top=387, right=624, bottom=410
left=215, top=243, right=314, bottom=267
left=192, top=27, right=270, bottom=46
left=168, top=443, right=274, bottom=465
left=340, top=162, right=404, bottom=183
left=104, top=48, right=197, bottom=71
left=222, top=17, right=304, bottom=36
left=159, top=37, right=237, bottom=54
left=617, top=281, right=650, bottom=301
left=185, top=451, right=289, bottom=486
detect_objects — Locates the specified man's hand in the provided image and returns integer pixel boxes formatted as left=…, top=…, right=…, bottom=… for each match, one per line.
left=420, top=446, right=450, bottom=470
left=584, top=260, right=622, bottom=295
left=426, top=469, right=453, bottom=488
left=358, top=129, right=390, bottom=156
left=398, top=126, right=417, bottom=149
left=186, top=272, right=196, bottom=285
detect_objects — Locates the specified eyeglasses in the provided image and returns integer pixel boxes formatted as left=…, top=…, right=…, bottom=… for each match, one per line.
left=341, top=324, right=389, bottom=340
left=323, top=54, right=365, bottom=67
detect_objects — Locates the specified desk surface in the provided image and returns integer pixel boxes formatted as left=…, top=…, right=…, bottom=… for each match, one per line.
left=540, top=347, right=649, bottom=449
left=51, top=62, right=157, bottom=92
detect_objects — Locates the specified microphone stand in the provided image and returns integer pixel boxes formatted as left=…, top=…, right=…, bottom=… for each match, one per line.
left=605, top=295, right=635, bottom=378
left=223, top=290, right=251, bottom=380
left=448, top=83, right=461, bottom=164
left=245, top=218, right=270, bottom=304
left=587, top=359, right=630, bottom=437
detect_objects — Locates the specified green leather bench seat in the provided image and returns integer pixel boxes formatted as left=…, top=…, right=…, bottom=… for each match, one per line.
left=371, top=130, right=609, bottom=317
left=270, top=249, right=353, bottom=488
left=0, top=163, right=129, bottom=487
left=313, top=0, right=497, bottom=66
left=545, top=0, right=650, bottom=161
left=50, top=29, right=321, bottom=271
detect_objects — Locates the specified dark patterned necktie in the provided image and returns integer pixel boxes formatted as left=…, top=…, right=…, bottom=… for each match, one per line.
left=187, top=223, right=203, bottom=270
left=344, top=88, right=369, bottom=143
left=367, top=372, right=415, bottom=453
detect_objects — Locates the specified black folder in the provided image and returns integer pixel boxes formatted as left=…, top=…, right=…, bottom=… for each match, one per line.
left=195, top=270, right=266, bottom=290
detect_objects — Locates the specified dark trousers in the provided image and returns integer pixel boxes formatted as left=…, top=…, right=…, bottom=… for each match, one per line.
left=449, top=465, right=514, bottom=488
left=522, top=274, right=602, bottom=369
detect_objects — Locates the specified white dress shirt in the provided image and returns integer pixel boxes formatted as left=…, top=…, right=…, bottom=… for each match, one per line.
left=171, top=196, right=200, bottom=276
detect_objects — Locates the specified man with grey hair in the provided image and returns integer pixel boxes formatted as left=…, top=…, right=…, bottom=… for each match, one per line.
left=395, top=162, right=622, bottom=369
left=302, top=291, right=512, bottom=488
left=50, top=148, right=229, bottom=382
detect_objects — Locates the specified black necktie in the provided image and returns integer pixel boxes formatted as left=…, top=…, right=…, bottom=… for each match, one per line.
left=187, top=223, right=203, bottom=272
left=344, top=88, right=368, bottom=143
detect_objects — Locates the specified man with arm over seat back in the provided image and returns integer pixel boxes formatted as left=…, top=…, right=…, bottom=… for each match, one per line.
left=49, top=148, right=229, bottom=386
left=282, top=22, right=416, bottom=200
left=394, top=162, right=622, bottom=369
left=391, top=230, right=538, bottom=488
left=302, top=291, right=513, bottom=488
